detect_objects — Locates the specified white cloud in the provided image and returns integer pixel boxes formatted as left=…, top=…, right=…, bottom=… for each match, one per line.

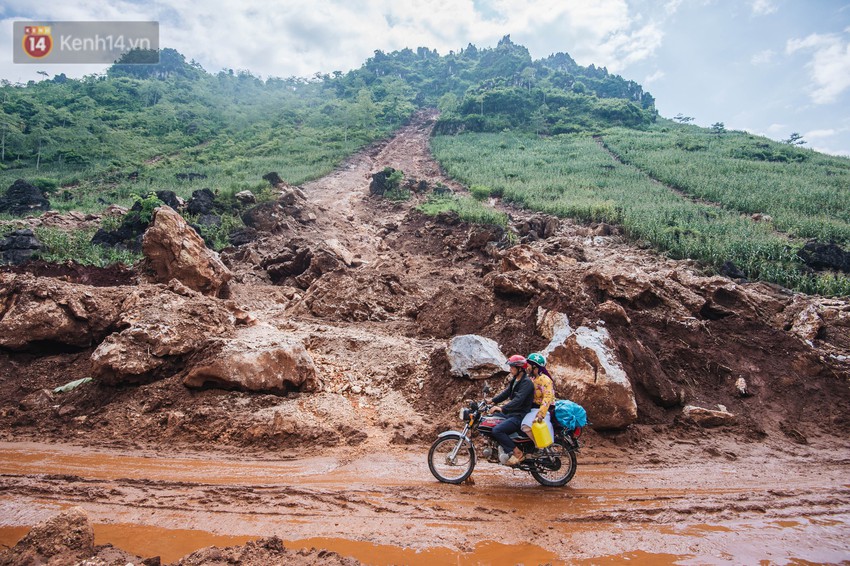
left=644, top=69, right=665, bottom=84
left=765, top=123, right=787, bottom=134
left=0, top=0, right=665, bottom=81
left=664, top=0, right=683, bottom=15
left=750, top=49, right=775, bottom=65
left=803, top=128, right=836, bottom=139
left=787, top=31, right=850, bottom=104
left=751, top=0, right=777, bottom=16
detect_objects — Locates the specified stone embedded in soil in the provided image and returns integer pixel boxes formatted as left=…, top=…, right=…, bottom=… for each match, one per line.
left=683, top=404, right=737, bottom=427
left=174, top=536, right=361, bottom=566
left=242, top=201, right=289, bottom=232
left=0, top=507, right=94, bottom=566
left=540, top=309, right=638, bottom=429
left=791, top=303, right=824, bottom=342
left=446, top=334, right=508, bottom=380
left=0, top=274, right=125, bottom=350
left=183, top=324, right=319, bottom=394
left=142, top=205, right=232, bottom=296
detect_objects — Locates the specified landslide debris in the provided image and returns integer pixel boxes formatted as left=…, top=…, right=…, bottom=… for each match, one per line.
left=0, top=109, right=849, bottom=456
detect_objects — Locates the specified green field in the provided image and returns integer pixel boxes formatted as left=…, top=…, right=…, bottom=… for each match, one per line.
left=600, top=126, right=850, bottom=244
left=431, top=132, right=850, bottom=296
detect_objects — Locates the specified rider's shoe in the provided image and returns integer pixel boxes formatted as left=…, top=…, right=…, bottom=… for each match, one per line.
left=506, top=453, right=525, bottom=466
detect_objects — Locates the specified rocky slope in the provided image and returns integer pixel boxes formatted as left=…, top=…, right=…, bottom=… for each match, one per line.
left=1, top=109, right=849, bottom=455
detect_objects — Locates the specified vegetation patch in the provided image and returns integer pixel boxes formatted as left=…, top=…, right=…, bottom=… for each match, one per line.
left=418, top=193, right=508, bottom=227
left=432, top=131, right=850, bottom=296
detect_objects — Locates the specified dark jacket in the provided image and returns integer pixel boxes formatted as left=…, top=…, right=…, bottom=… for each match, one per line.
left=491, top=373, right=534, bottom=417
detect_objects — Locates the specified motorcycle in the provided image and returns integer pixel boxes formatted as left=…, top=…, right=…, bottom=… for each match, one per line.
left=427, top=386, right=581, bottom=487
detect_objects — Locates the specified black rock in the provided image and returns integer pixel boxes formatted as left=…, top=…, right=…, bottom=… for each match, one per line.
left=228, top=226, right=258, bottom=246
left=196, top=213, right=221, bottom=227
left=369, top=168, right=397, bottom=196
left=720, top=260, right=747, bottom=279
left=187, top=188, right=217, bottom=215
left=0, top=228, right=43, bottom=265
left=797, top=241, right=850, bottom=273
left=263, top=172, right=283, bottom=186
left=155, top=190, right=181, bottom=209
left=0, top=179, right=51, bottom=216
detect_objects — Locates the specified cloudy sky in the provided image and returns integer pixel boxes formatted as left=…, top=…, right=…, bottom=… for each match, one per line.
left=2, top=0, right=849, bottom=155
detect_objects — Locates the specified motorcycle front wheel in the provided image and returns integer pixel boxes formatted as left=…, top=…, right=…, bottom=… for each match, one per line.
left=530, top=440, right=577, bottom=487
left=428, top=434, right=476, bottom=484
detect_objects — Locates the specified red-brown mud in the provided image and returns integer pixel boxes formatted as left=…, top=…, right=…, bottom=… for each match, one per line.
left=1, top=110, right=850, bottom=564
left=0, top=441, right=848, bottom=564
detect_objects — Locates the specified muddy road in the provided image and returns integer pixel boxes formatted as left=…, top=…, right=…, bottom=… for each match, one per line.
left=1, top=440, right=849, bottom=564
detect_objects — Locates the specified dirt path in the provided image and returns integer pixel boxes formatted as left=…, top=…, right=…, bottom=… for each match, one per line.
left=1, top=441, right=849, bottom=564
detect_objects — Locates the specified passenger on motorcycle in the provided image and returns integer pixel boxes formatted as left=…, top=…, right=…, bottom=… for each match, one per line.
left=487, top=354, right=534, bottom=466
left=521, top=352, right=555, bottom=444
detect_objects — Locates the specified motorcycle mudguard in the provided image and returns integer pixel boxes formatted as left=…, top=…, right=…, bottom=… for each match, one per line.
left=437, top=430, right=471, bottom=443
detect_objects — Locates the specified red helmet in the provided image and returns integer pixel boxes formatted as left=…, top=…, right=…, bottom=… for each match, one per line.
left=506, top=355, right=527, bottom=368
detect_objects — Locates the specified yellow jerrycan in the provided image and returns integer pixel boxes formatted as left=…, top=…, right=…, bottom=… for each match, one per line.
left=531, top=421, right=553, bottom=448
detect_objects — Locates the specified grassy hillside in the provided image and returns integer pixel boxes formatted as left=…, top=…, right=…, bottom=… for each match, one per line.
left=1, top=41, right=848, bottom=296
left=0, top=49, right=403, bottom=214
left=431, top=131, right=850, bottom=296
left=601, top=124, right=850, bottom=244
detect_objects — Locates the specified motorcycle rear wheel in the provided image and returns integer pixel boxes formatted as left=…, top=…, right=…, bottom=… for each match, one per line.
left=428, top=434, right=476, bottom=484
left=530, top=440, right=577, bottom=487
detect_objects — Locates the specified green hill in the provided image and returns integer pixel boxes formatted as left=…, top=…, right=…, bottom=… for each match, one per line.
left=1, top=38, right=848, bottom=295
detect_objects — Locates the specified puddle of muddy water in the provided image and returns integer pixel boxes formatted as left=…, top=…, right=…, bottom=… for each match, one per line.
left=0, top=523, right=558, bottom=565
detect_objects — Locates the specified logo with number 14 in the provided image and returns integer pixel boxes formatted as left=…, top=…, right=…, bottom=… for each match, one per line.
left=23, top=26, right=52, bottom=58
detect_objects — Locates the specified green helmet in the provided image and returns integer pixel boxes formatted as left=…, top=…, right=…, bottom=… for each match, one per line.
left=527, top=352, right=546, bottom=367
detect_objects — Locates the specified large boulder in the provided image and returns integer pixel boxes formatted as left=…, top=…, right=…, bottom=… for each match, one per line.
left=0, top=228, right=43, bottom=265
left=184, top=324, right=318, bottom=394
left=0, top=274, right=125, bottom=350
left=539, top=309, right=637, bottom=429
left=446, top=334, right=508, bottom=380
left=90, top=283, right=238, bottom=385
left=142, top=205, right=232, bottom=296
left=0, top=507, right=94, bottom=566
left=0, top=179, right=50, bottom=216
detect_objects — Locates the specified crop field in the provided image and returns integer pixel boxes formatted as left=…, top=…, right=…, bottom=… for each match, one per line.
left=600, top=126, right=850, bottom=245
left=431, top=132, right=850, bottom=296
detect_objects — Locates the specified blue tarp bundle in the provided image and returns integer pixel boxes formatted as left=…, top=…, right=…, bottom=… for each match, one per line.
left=554, top=399, right=588, bottom=430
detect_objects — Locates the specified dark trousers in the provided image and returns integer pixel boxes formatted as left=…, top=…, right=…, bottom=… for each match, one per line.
left=492, top=414, right=523, bottom=453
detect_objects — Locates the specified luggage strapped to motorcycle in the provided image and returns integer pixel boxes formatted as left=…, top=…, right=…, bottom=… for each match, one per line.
left=553, top=399, right=588, bottom=431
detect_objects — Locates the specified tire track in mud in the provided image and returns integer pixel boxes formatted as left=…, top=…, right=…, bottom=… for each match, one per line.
left=2, top=443, right=850, bottom=563
left=3, top=465, right=850, bottom=527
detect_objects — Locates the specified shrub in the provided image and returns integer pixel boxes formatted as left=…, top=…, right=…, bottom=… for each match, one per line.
left=470, top=184, right=491, bottom=201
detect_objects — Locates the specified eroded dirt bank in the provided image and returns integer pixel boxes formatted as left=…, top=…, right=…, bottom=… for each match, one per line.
left=1, top=110, right=850, bottom=564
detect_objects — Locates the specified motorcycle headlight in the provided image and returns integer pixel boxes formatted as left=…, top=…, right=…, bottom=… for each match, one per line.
left=459, top=408, right=471, bottom=421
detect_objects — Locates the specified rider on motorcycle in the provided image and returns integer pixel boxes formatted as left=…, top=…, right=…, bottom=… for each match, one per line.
left=487, top=354, right=534, bottom=466
left=521, top=352, right=555, bottom=443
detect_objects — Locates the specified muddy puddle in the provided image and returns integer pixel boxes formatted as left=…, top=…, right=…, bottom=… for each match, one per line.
left=1, top=442, right=849, bottom=564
